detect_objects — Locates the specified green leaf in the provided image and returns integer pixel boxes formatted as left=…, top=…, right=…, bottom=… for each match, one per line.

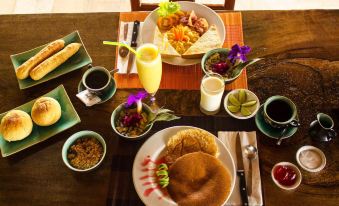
left=232, top=58, right=262, bottom=77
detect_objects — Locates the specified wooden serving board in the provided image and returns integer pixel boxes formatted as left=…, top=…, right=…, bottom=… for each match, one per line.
left=115, top=12, right=247, bottom=90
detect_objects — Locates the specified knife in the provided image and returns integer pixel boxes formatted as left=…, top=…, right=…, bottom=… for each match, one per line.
left=236, top=132, right=249, bottom=206
left=126, top=20, right=140, bottom=75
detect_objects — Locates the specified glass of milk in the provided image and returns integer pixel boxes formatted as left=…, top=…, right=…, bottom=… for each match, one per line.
left=200, top=73, right=225, bottom=115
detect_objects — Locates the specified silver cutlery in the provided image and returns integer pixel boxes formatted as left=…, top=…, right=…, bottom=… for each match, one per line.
left=126, top=20, right=140, bottom=75
left=236, top=132, right=249, bottom=206
left=119, top=23, right=129, bottom=58
left=244, top=144, right=258, bottom=196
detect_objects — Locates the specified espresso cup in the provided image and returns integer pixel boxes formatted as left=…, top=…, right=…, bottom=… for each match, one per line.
left=309, top=113, right=337, bottom=142
left=82, top=66, right=112, bottom=96
left=263, top=96, right=300, bottom=129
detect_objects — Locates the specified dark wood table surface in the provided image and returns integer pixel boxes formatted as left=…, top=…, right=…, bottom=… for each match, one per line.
left=0, top=10, right=338, bottom=206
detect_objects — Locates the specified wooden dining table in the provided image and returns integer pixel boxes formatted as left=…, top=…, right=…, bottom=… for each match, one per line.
left=0, top=10, right=338, bottom=206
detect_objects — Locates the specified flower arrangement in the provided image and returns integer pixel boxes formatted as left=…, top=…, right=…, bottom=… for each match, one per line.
left=204, top=44, right=261, bottom=80
left=114, top=91, right=180, bottom=138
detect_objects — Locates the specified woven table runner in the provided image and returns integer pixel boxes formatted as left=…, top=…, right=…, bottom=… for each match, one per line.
left=115, top=12, right=247, bottom=90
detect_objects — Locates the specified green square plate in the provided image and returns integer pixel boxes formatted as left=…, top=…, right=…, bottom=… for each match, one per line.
left=10, top=31, right=92, bottom=89
left=0, top=85, right=81, bottom=157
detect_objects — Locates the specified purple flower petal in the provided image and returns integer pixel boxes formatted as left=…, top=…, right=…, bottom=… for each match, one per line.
left=126, top=90, right=148, bottom=107
left=227, top=44, right=251, bottom=64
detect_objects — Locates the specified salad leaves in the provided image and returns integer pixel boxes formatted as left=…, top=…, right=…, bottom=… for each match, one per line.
left=157, top=0, right=181, bottom=17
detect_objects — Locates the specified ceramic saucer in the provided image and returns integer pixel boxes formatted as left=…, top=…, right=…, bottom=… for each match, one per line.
left=78, top=78, right=116, bottom=105
left=255, top=104, right=298, bottom=140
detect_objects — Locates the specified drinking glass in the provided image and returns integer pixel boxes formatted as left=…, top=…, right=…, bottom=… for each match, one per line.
left=136, top=43, right=162, bottom=110
left=200, top=73, right=225, bottom=115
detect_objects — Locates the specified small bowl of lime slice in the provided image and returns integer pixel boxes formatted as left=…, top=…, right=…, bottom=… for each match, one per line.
left=224, top=89, right=260, bottom=119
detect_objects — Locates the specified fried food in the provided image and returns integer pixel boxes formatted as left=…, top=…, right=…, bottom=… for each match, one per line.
left=166, top=25, right=200, bottom=54
left=167, top=152, right=232, bottom=206
left=165, top=128, right=218, bottom=164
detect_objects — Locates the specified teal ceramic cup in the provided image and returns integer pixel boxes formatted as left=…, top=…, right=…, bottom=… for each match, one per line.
left=62, top=130, right=106, bottom=172
left=111, top=103, right=153, bottom=140
left=82, top=66, right=113, bottom=96
left=263, top=96, right=300, bottom=129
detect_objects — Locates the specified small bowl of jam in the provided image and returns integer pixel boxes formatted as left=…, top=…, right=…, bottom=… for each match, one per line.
left=271, top=162, right=302, bottom=190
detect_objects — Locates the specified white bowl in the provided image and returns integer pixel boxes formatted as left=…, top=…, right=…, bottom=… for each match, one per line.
left=224, top=89, right=260, bottom=119
left=141, top=1, right=225, bottom=66
left=296, top=145, right=326, bottom=173
left=271, top=162, right=302, bottom=190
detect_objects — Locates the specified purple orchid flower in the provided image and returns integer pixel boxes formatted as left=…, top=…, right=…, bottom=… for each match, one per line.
left=227, top=44, right=251, bottom=64
left=126, top=90, right=148, bottom=108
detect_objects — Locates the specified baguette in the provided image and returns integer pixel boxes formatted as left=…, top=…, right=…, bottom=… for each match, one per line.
left=15, top=39, right=65, bottom=80
left=29, top=43, right=82, bottom=81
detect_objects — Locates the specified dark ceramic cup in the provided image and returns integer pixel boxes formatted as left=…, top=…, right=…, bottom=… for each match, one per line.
left=263, top=96, right=300, bottom=129
left=82, top=66, right=113, bottom=96
left=309, top=113, right=337, bottom=142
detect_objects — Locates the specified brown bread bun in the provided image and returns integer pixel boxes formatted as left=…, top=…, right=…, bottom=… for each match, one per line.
left=31, top=97, right=61, bottom=126
left=167, top=152, right=232, bottom=206
left=0, top=110, right=33, bottom=142
left=15, top=39, right=65, bottom=79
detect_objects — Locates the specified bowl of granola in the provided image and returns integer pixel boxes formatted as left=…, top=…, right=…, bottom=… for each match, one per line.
left=62, top=130, right=106, bottom=172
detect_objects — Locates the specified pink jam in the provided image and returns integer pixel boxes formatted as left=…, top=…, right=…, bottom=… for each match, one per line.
left=274, top=165, right=297, bottom=186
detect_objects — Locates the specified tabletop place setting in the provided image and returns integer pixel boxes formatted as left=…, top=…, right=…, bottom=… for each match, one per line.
left=0, top=1, right=338, bottom=206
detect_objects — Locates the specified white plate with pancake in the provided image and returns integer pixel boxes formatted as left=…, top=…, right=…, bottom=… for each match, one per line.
left=132, top=126, right=236, bottom=206
left=141, top=1, right=225, bottom=66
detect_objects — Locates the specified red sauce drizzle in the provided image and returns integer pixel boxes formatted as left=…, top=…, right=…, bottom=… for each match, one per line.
left=139, top=156, right=168, bottom=200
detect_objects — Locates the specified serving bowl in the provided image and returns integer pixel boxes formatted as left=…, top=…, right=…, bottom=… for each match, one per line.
left=111, top=103, right=153, bottom=140
left=224, top=89, right=260, bottom=119
left=62, top=130, right=106, bottom=172
left=271, top=162, right=302, bottom=190
left=202, top=48, right=244, bottom=84
left=142, top=1, right=225, bottom=66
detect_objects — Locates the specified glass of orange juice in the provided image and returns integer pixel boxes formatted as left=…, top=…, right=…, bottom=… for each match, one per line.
left=136, top=43, right=162, bottom=108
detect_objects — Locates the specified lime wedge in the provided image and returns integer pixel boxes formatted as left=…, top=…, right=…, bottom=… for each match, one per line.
left=242, top=100, right=257, bottom=107
left=228, top=94, right=241, bottom=106
left=227, top=105, right=240, bottom=113
left=241, top=107, right=252, bottom=116
left=238, top=90, right=247, bottom=103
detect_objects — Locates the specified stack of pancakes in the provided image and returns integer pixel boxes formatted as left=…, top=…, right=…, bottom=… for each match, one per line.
left=164, top=129, right=231, bottom=206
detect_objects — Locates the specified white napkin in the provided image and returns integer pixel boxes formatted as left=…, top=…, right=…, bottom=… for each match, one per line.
left=218, top=131, right=263, bottom=206
left=117, top=21, right=144, bottom=74
left=76, top=90, right=101, bottom=107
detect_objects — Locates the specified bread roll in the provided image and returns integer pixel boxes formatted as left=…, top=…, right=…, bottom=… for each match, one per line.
left=0, top=110, right=33, bottom=142
left=16, top=40, right=65, bottom=80
left=29, top=43, right=82, bottom=81
left=31, top=97, right=61, bottom=126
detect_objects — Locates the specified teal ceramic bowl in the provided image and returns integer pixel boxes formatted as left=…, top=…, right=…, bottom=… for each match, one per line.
left=62, top=130, right=106, bottom=172
left=111, top=103, right=153, bottom=140
left=201, top=48, right=243, bottom=84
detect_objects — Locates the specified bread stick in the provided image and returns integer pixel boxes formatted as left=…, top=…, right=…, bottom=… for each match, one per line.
left=29, top=43, right=82, bottom=81
left=15, top=40, right=65, bottom=80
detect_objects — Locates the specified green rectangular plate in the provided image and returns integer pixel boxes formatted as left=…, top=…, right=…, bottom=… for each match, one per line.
left=0, top=85, right=81, bottom=157
left=10, top=31, right=92, bottom=89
